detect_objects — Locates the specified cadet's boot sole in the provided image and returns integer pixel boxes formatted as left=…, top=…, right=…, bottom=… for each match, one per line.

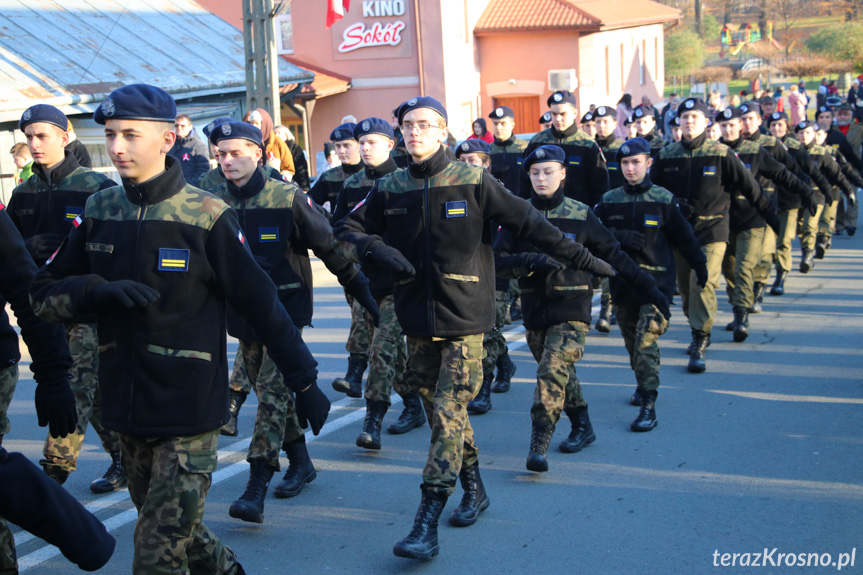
left=273, top=469, right=317, bottom=499
left=393, top=542, right=439, bottom=560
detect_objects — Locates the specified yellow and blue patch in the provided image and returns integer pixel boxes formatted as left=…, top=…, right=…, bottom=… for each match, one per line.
left=644, top=214, right=660, bottom=228
left=703, top=165, right=717, bottom=177
left=564, top=232, right=577, bottom=242
left=65, top=206, right=83, bottom=221
left=607, top=161, right=619, bottom=172
left=445, top=200, right=467, bottom=218
left=158, top=248, right=190, bottom=272
left=259, top=226, right=279, bottom=243
left=568, top=156, right=582, bottom=166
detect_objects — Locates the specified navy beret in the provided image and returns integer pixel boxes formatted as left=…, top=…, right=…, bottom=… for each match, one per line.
left=19, top=104, right=68, bottom=133
left=397, top=96, right=448, bottom=124
left=580, top=112, right=595, bottom=124
left=539, top=111, right=552, bottom=124
left=739, top=101, right=761, bottom=115
left=489, top=106, right=514, bottom=120
left=208, top=120, right=264, bottom=148
left=203, top=116, right=232, bottom=138
left=623, top=114, right=635, bottom=126
left=794, top=120, right=814, bottom=133
left=632, top=106, right=655, bottom=120
left=354, top=117, right=394, bottom=140
left=94, top=83, right=177, bottom=125
left=592, top=105, right=615, bottom=119
left=547, top=90, right=577, bottom=108
left=670, top=115, right=681, bottom=127
left=330, top=123, right=357, bottom=142
left=523, top=145, right=565, bottom=171
left=817, top=105, right=834, bottom=116
left=615, top=137, right=651, bottom=162
left=455, top=139, right=490, bottom=159
left=767, top=111, right=788, bottom=126
left=677, top=97, right=708, bottom=117
left=717, top=106, right=743, bottom=121
left=813, top=123, right=824, bottom=133
left=706, top=116, right=715, bottom=128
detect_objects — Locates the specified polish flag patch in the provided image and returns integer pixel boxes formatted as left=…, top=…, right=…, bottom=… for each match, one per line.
left=238, top=230, right=245, bottom=244
left=182, top=153, right=190, bottom=161
left=72, top=215, right=83, bottom=228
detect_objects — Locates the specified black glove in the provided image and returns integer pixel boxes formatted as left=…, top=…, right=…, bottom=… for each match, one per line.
left=850, top=189, right=859, bottom=207
left=344, top=271, right=380, bottom=327
left=24, top=233, right=63, bottom=263
left=694, top=262, right=709, bottom=289
left=802, top=194, right=818, bottom=217
left=645, top=285, right=671, bottom=320
left=825, top=194, right=834, bottom=207
left=254, top=255, right=274, bottom=273
left=528, top=253, right=565, bottom=273
left=364, top=241, right=415, bottom=276
left=613, top=229, right=646, bottom=251
left=762, top=211, right=782, bottom=236
left=582, top=254, right=617, bottom=278
left=89, top=280, right=160, bottom=310
left=676, top=199, right=694, bottom=219
left=295, top=381, right=331, bottom=435
left=34, top=374, right=77, bottom=438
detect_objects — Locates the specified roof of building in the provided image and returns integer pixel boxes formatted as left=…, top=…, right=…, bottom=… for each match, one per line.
left=282, top=57, right=352, bottom=100
left=0, top=0, right=314, bottom=122
left=474, top=0, right=681, bottom=34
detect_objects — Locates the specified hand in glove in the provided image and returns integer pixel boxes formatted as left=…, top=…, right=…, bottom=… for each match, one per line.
left=344, top=271, right=380, bottom=326
left=763, top=211, right=782, bottom=236
left=802, top=194, right=819, bottom=217
left=694, top=262, right=709, bottom=289
left=24, top=233, right=63, bottom=263
left=527, top=253, right=565, bottom=273
left=613, top=229, right=646, bottom=251
left=295, top=381, right=331, bottom=435
left=850, top=189, right=859, bottom=207
left=254, top=255, right=274, bottom=273
left=364, top=241, right=415, bottom=276
left=35, top=374, right=77, bottom=438
left=89, top=280, right=160, bottom=310
left=645, top=285, right=671, bottom=320
left=676, top=199, right=694, bottom=220
left=825, top=194, right=834, bottom=207
left=582, top=254, right=617, bottom=278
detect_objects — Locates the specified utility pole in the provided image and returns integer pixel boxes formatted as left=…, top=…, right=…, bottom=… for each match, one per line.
left=243, top=0, right=288, bottom=125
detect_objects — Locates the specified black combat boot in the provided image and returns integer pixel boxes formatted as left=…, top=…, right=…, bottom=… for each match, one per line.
left=559, top=406, right=596, bottom=453
left=42, top=465, right=69, bottom=485
left=331, top=354, right=367, bottom=398
left=630, top=387, right=644, bottom=406
left=273, top=437, right=316, bottom=498
left=688, top=330, right=709, bottom=373
left=387, top=393, right=426, bottom=434
left=393, top=488, right=448, bottom=560
left=229, top=460, right=274, bottom=523
left=595, top=297, right=612, bottom=333
left=526, top=423, right=555, bottom=472
left=848, top=226, right=856, bottom=237
left=751, top=282, right=765, bottom=313
left=800, top=249, right=815, bottom=273
left=814, top=234, right=828, bottom=259
left=491, top=351, right=516, bottom=393
left=732, top=306, right=749, bottom=342
left=356, top=400, right=388, bottom=450
left=770, top=270, right=788, bottom=296
left=467, top=371, right=493, bottom=414
left=685, top=332, right=711, bottom=355
left=90, top=451, right=127, bottom=494
left=509, top=294, right=522, bottom=322
left=449, top=462, right=490, bottom=527
left=630, top=390, right=658, bottom=432
left=220, top=389, right=247, bottom=437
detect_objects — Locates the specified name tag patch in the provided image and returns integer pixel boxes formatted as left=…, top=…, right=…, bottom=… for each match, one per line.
left=568, top=156, right=582, bottom=166
left=445, top=200, right=467, bottom=218
left=644, top=215, right=660, bottom=228
left=744, top=163, right=752, bottom=171
left=703, top=166, right=717, bottom=176
left=158, top=248, right=190, bottom=272
left=607, top=161, right=619, bottom=171
left=259, top=226, right=279, bottom=243
left=65, top=206, right=83, bottom=221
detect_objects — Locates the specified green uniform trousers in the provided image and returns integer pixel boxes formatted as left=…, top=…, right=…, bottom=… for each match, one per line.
left=675, top=242, right=727, bottom=333
left=775, top=208, right=800, bottom=273
left=722, top=227, right=766, bottom=310
left=800, top=204, right=825, bottom=251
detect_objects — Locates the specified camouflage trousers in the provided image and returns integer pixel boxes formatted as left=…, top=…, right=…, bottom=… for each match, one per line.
left=800, top=203, right=825, bottom=251
left=722, top=227, right=765, bottom=310
left=819, top=200, right=838, bottom=241
left=615, top=304, right=669, bottom=392
left=345, top=292, right=373, bottom=358
left=237, top=338, right=304, bottom=471
left=526, top=321, right=590, bottom=429
left=482, top=290, right=511, bottom=377
left=675, top=242, right=727, bottom=334
left=364, top=295, right=410, bottom=405
left=0, top=365, right=17, bottom=574
left=403, top=334, right=484, bottom=496
left=120, top=430, right=239, bottom=575
left=41, top=323, right=119, bottom=473
left=775, top=209, right=800, bottom=273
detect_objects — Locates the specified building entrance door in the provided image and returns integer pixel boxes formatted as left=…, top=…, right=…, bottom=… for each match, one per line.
left=492, top=95, right=541, bottom=134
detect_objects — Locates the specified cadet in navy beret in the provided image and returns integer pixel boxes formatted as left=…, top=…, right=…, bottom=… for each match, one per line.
left=592, top=105, right=615, bottom=119
left=488, top=106, right=514, bottom=120
left=580, top=111, right=597, bottom=138
left=794, top=120, right=814, bottom=132
left=454, top=138, right=490, bottom=159
left=202, top=116, right=232, bottom=139
left=677, top=97, right=708, bottom=117
left=93, top=83, right=177, bottom=125
left=208, top=120, right=264, bottom=148
left=716, top=106, right=743, bottom=122
left=739, top=101, right=761, bottom=116
left=547, top=90, right=577, bottom=108
left=614, top=137, right=651, bottom=162
left=523, top=144, right=565, bottom=171
left=396, top=96, right=448, bottom=124
left=632, top=106, right=652, bottom=120
left=330, top=123, right=357, bottom=142
left=580, top=111, right=594, bottom=124
left=539, top=111, right=552, bottom=127
left=19, top=104, right=68, bottom=133
left=353, top=117, right=394, bottom=141
left=766, top=111, right=788, bottom=126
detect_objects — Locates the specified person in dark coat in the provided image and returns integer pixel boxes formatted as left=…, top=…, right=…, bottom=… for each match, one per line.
left=167, top=114, right=210, bottom=186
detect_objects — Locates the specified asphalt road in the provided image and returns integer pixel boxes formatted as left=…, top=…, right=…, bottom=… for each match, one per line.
left=8, top=233, right=863, bottom=574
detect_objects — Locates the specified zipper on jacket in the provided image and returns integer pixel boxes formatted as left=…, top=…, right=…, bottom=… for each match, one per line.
left=129, top=201, right=147, bottom=430
left=423, top=175, right=434, bottom=332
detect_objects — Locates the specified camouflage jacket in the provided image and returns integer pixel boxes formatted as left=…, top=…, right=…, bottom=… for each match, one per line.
left=642, top=130, right=666, bottom=159
left=780, top=137, right=835, bottom=210
left=7, top=152, right=114, bottom=264
left=30, top=157, right=317, bottom=437
left=495, top=187, right=655, bottom=329
left=308, top=162, right=364, bottom=220
left=391, top=133, right=411, bottom=169
left=596, top=134, right=626, bottom=190
left=211, top=167, right=359, bottom=332
left=595, top=180, right=705, bottom=304
left=489, top=136, right=528, bottom=194
left=650, top=131, right=772, bottom=245
left=336, top=146, right=596, bottom=338
left=520, top=124, right=609, bottom=207
left=804, top=142, right=853, bottom=203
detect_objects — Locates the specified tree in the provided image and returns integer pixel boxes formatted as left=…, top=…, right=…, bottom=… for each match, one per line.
left=665, top=31, right=705, bottom=78
left=805, top=23, right=863, bottom=72
left=691, top=66, right=733, bottom=84
left=777, top=56, right=834, bottom=80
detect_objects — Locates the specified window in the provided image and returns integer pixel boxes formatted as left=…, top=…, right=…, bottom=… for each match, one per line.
left=275, top=7, right=293, bottom=55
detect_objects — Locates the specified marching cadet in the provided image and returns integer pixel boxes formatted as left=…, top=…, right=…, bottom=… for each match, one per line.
left=197, top=117, right=286, bottom=192
left=390, top=108, right=412, bottom=168
left=520, top=90, right=610, bottom=207
left=625, top=114, right=639, bottom=139
left=487, top=105, right=528, bottom=194
left=331, top=117, right=426, bottom=449
left=6, top=104, right=125, bottom=493
left=716, top=106, right=813, bottom=341
left=651, top=98, right=780, bottom=373
left=594, top=139, right=707, bottom=431
left=495, top=144, right=671, bottom=465
left=580, top=111, right=597, bottom=139
left=335, top=96, right=617, bottom=561
left=669, top=115, right=683, bottom=142
left=207, top=121, right=378, bottom=521
left=834, top=103, right=863, bottom=236
left=309, top=123, right=363, bottom=217
left=706, top=116, right=722, bottom=141
left=814, top=124, right=861, bottom=258
left=30, top=84, right=330, bottom=575
left=632, top=105, right=666, bottom=157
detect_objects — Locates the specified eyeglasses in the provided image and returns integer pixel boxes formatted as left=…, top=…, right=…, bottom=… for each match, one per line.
left=528, top=168, right=563, bottom=179
left=400, top=122, right=441, bottom=134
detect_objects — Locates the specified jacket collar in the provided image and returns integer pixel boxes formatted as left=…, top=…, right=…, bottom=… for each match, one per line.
left=226, top=166, right=266, bottom=200
left=624, top=176, right=653, bottom=196
left=32, top=150, right=80, bottom=187
left=681, top=130, right=708, bottom=151
left=365, top=157, right=398, bottom=180
left=342, top=161, right=364, bottom=176
left=123, top=155, right=187, bottom=206
left=595, top=133, right=619, bottom=149
left=722, top=136, right=744, bottom=150
left=745, top=131, right=763, bottom=143
left=551, top=122, right=580, bottom=140
left=408, top=145, right=449, bottom=179
left=493, top=136, right=515, bottom=147
left=530, top=184, right=566, bottom=211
